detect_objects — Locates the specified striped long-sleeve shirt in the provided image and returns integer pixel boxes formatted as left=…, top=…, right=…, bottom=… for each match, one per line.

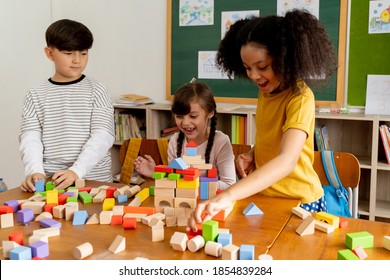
left=19, top=75, right=115, bottom=182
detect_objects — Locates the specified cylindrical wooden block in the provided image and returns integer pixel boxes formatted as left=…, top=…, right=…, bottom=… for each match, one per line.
left=258, top=254, right=273, bottom=260
left=204, top=241, right=222, bottom=257
left=187, top=235, right=205, bottom=252
left=114, top=185, right=131, bottom=198
left=73, top=242, right=93, bottom=259
left=125, top=185, right=141, bottom=197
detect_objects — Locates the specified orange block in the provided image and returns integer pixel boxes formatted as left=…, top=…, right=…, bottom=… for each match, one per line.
left=111, top=215, right=123, bottom=225
left=339, top=218, right=348, bottom=228
left=123, top=217, right=137, bottom=229
left=9, top=231, right=24, bottom=245
left=123, top=206, right=156, bottom=215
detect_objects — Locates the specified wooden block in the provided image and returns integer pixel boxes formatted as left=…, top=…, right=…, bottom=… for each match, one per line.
left=170, top=232, right=188, bottom=251
left=315, top=212, right=339, bottom=228
left=123, top=217, right=137, bottom=229
left=191, top=163, right=212, bottom=170
left=73, top=210, right=89, bottom=226
left=0, top=213, right=14, bottom=228
left=337, top=249, right=360, bottom=260
left=212, top=202, right=235, bottom=222
left=2, top=240, right=20, bottom=259
left=208, top=181, right=218, bottom=199
left=353, top=246, right=368, bottom=260
left=155, top=178, right=177, bottom=189
left=258, top=254, right=273, bottom=260
left=222, top=244, right=239, bottom=260
left=154, top=197, right=174, bottom=208
left=163, top=207, right=175, bottom=217
left=124, top=206, right=156, bottom=215
left=128, top=196, right=141, bottom=207
left=46, top=190, right=59, bottom=205
left=165, top=216, right=177, bottom=227
left=108, top=235, right=126, bottom=254
left=113, top=205, right=124, bottom=216
left=149, top=217, right=165, bottom=227
left=339, top=218, right=349, bottom=228
left=314, top=219, right=334, bottom=233
left=243, top=202, right=263, bottom=216
left=21, top=201, right=45, bottom=215
left=124, top=185, right=141, bottom=197
left=187, top=235, right=205, bottom=252
left=75, top=179, right=85, bottom=188
left=73, top=242, right=93, bottom=259
left=99, top=211, right=113, bottom=225
left=35, top=212, right=53, bottom=222
left=177, top=216, right=188, bottom=227
left=176, top=178, right=199, bottom=189
left=175, top=188, right=198, bottom=198
left=93, top=189, right=106, bottom=203
left=292, top=206, right=311, bottom=219
left=110, top=215, right=123, bottom=225
left=202, top=220, right=219, bottom=242
left=123, top=213, right=147, bottom=222
left=152, top=225, right=164, bottom=242
left=296, top=216, right=315, bottom=236
left=174, top=197, right=196, bottom=209
left=154, top=188, right=175, bottom=197
left=346, top=231, right=374, bottom=250
left=86, top=213, right=99, bottom=225
left=141, top=212, right=165, bottom=226
left=89, top=187, right=100, bottom=197
left=64, top=202, right=79, bottom=221
left=168, top=158, right=189, bottom=170
left=28, top=234, right=49, bottom=245
left=52, top=205, right=66, bottom=219
left=205, top=241, right=222, bottom=257
left=102, top=198, right=115, bottom=211
left=33, top=227, right=60, bottom=237
left=383, top=236, right=390, bottom=251
left=154, top=165, right=174, bottom=173
left=135, top=188, right=150, bottom=203
left=239, top=244, right=255, bottom=260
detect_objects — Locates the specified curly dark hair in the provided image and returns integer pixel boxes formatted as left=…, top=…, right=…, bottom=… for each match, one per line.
left=216, top=9, right=337, bottom=94
left=171, top=82, right=217, bottom=163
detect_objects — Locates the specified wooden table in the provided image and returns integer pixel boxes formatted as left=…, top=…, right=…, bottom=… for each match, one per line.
left=0, top=180, right=300, bottom=260
left=268, top=214, right=390, bottom=260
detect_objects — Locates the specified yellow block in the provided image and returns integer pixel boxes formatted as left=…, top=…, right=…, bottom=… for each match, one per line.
left=102, top=198, right=115, bottom=211
left=177, top=177, right=199, bottom=189
left=46, top=190, right=59, bottom=205
left=135, top=188, right=150, bottom=203
left=315, top=211, right=339, bottom=228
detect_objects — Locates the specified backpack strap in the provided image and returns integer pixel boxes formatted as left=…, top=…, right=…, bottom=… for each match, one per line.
left=157, top=138, right=169, bottom=166
left=120, top=138, right=142, bottom=184
left=321, top=150, right=343, bottom=188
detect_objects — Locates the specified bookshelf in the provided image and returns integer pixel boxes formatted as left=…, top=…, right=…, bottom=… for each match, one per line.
left=113, top=103, right=390, bottom=222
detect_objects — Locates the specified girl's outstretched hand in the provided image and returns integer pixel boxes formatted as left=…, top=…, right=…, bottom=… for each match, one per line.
left=20, top=173, right=46, bottom=192
left=134, top=155, right=156, bottom=178
left=235, top=151, right=254, bottom=178
left=188, top=193, right=235, bottom=232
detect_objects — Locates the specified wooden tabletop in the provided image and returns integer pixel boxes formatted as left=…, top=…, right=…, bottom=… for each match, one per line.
left=0, top=180, right=300, bottom=260
left=268, top=214, right=390, bottom=260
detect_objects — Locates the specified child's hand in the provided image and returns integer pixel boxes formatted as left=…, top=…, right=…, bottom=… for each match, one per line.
left=235, top=152, right=254, bottom=178
left=20, top=173, right=46, bottom=192
left=52, top=170, right=78, bottom=190
left=134, top=155, right=156, bottom=178
left=187, top=194, right=234, bottom=232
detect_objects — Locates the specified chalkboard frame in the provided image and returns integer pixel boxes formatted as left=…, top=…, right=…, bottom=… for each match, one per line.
left=166, top=0, right=347, bottom=106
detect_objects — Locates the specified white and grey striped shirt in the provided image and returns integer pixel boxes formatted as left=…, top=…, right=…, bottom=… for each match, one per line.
left=19, top=75, right=115, bottom=182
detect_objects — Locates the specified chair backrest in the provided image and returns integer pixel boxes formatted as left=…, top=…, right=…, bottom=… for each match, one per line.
left=313, top=151, right=360, bottom=189
left=231, top=143, right=252, bottom=159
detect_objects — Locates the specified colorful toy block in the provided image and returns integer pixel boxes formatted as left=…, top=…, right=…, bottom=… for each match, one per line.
left=3, top=200, right=18, bottom=212
left=315, top=212, right=339, bottom=228
left=45, top=181, right=56, bottom=191
left=34, top=180, right=45, bottom=192
left=111, top=215, right=123, bottom=225
left=187, top=235, right=205, bottom=252
left=170, top=232, right=188, bottom=251
left=17, top=208, right=34, bottom=224
left=117, top=194, right=128, bottom=203
left=217, top=233, right=232, bottom=247
left=353, top=246, right=368, bottom=259
left=243, top=202, right=263, bottom=216
left=239, top=244, right=255, bottom=260
left=29, top=240, right=49, bottom=258
left=72, top=210, right=89, bottom=226
left=205, top=241, right=222, bottom=257
left=0, top=213, right=14, bottom=228
left=135, top=188, right=150, bottom=203
left=108, top=235, right=126, bottom=253
left=9, top=246, right=32, bottom=260
left=222, top=244, right=239, bottom=260
left=102, top=198, right=115, bottom=211
left=296, top=216, right=315, bottom=236
left=292, top=206, right=311, bottom=219
left=39, top=218, right=62, bottom=228
left=123, top=216, right=137, bottom=229
left=168, top=158, right=189, bottom=170
left=35, top=212, right=53, bottom=222
left=73, top=242, right=93, bottom=259
left=202, top=220, right=218, bottom=243
left=383, top=236, right=390, bottom=251
left=337, top=249, right=360, bottom=260
left=152, top=224, right=164, bottom=242
left=78, top=191, right=93, bottom=204
left=346, top=231, right=374, bottom=249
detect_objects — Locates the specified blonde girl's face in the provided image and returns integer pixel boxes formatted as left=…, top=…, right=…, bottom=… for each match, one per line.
left=44, top=47, right=89, bottom=83
left=174, top=101, right=214, bottom=145
left=240, top=43, right=282, bottom=95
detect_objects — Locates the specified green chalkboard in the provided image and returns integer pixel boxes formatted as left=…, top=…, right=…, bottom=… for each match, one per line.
left=166, top=0, right=347, bottom=106
left=348, top=1, right=390, bottom=106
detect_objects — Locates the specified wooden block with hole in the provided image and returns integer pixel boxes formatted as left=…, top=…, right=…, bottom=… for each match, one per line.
left=174, top=197, right=196, bottom=208
left=108, top=235, right=126, bottom=254
left=315, top=211, right=339, bottom=228
left=296, top=216, right=315, bottom=236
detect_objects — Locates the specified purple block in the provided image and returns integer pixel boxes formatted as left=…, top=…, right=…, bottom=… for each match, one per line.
left=200, top=176, right=218, bottom=182
left=39, top=217, right=62, bottom=228
left=4, top=200, right=19, bottom=212
left=30, top=241, right=49, bottom=258
left=63, top=192, right=75, bottom=197
left=17, top=208, right=34, bottom=224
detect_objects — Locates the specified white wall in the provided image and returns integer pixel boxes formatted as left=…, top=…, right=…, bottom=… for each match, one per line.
left=0, top=0, right=167, bottom=189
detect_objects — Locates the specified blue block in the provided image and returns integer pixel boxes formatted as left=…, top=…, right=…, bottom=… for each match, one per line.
left=200, top=181, right=209, bottom=200
left=30, top=241, right=49, bottom=258
left=168, top=158, right=189, bottom=170
left=217, top=233, right=232, bottom=247
left=239, top=244, right=255, bottom=260
left=72, top=210, right=88, bottom=226
left=10, top=246, right=32, bottom=260
left=17, top=208, right=34, bottom=224
left=243, top=202, right=263, bottom=216
left=186, top=147, right=197, bottom=156
left=34, top=180, right=45, bottom=192
left=117, top=194, right=128, bottom=203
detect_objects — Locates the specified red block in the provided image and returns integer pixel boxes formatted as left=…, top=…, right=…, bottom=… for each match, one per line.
left=44, top=204, right=56, bottom=214
left=339, top=218, right=348, bottom=228
left=208, top=167, right=217, bottom=178
left=353, top=246, right=368, bottom=260
left=110, top=215, right=123, bottom=225
left=0, top=205, right=14, bottom=214
left=78, top=187, right=92, bottom=193
left=58, top=194, right=70, bottom=205
left=9, top=231, right=24, bottom=245
left=176, top=167, right=200, bottom=176
left=106, top=187, right=117, bottom=198
left=155, top=165, right=174, bottom=173
left=123, top=217, right=137, bottom=229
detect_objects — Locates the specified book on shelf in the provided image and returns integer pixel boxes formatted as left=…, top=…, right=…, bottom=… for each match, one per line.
left=231, top=115, right=246, bottom=144
left=114, top=112, right=145, bottom=141
left=314, top=125, right=331, bottom=151
left=379, top=124, right=390, bottom=164
left=161, top=126, right=179, bottom=137
left=113, top=93, right=154, bottom=106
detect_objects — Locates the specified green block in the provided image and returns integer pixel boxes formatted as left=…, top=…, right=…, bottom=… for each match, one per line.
left=35, top=191, right=47, bottom=197
left=149, top=186, right=154, bottom=196
left=78, top=191, right=92, bottom=204
left=152, top=172, right=166, bottom=179
left=168, top=173, right=181, bottom=180
left=337, top=249, right=360, bottom=260
left=346, top=231, right=374, bottom=249
left=45, top=181, right=56, bottom=191
left=202, top=220, right=218, bottom=243
left=67, top=186, right=77, bottom=190
left=66, top=196, right=78, bottom=203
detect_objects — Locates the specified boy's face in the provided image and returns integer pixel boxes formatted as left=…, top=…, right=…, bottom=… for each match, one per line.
left=44, top=47, right=89, bottom=82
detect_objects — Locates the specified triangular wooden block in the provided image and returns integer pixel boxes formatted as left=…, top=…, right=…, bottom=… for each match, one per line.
left=108, top=234, right=126, bottom=254
left=86, top=213, right=99, bottom=225
left=243, top=202, right=263, bottom=216
left=296, top=216, right=315, bottom=236
left=168, top=158, right=189, bottom=170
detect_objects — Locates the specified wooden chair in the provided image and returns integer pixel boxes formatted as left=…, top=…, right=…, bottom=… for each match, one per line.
left=313, top=151, right=361, bottom=218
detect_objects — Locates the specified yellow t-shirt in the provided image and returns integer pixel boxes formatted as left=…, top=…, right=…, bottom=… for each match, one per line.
left=254, top=82, right=323, bottom=204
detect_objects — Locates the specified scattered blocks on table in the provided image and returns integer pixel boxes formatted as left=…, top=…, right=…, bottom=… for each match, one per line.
left=73, top=242, right=93, bottom=259
left=109, top=235, right=126, bottom=254
left=243, top=202, right=263, bottom=216
left=135, top=188, right=150, bottom=203
left=9, top=231, right=24, bottom=245
left=21, top=201, right=45, bottom=215
left=79, top=191, right=93, bottom=204
left=30, top=240, right=49, bottom=258
left=3, top=200, right=18, bottom=212
left=35, top=211, right=53, bottom=222
left=123, top=216, right=137, bottom=229
left=86, top=213, right=100, bottom=225
left=99, top=211, right=113, bottom=224
left=239, top=244, right=255, bottom=260
left=170, top=232, right=188, bottom=251
left=314, top=219, right=334, bottom=234
left=9, top=246, right=32, bottom=260
left=346, top=231, right=374, bottom=250
left=222, top=244, right=239, bottom=260
left=46, top=190, right=59, bottom=205
left=205, top=241, right=222, bottom=257
left=33, top=227, right=60, bottom=237
left=187, top=235, right=205, bottom=252
left=111, top=215, right=123, bottom=225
